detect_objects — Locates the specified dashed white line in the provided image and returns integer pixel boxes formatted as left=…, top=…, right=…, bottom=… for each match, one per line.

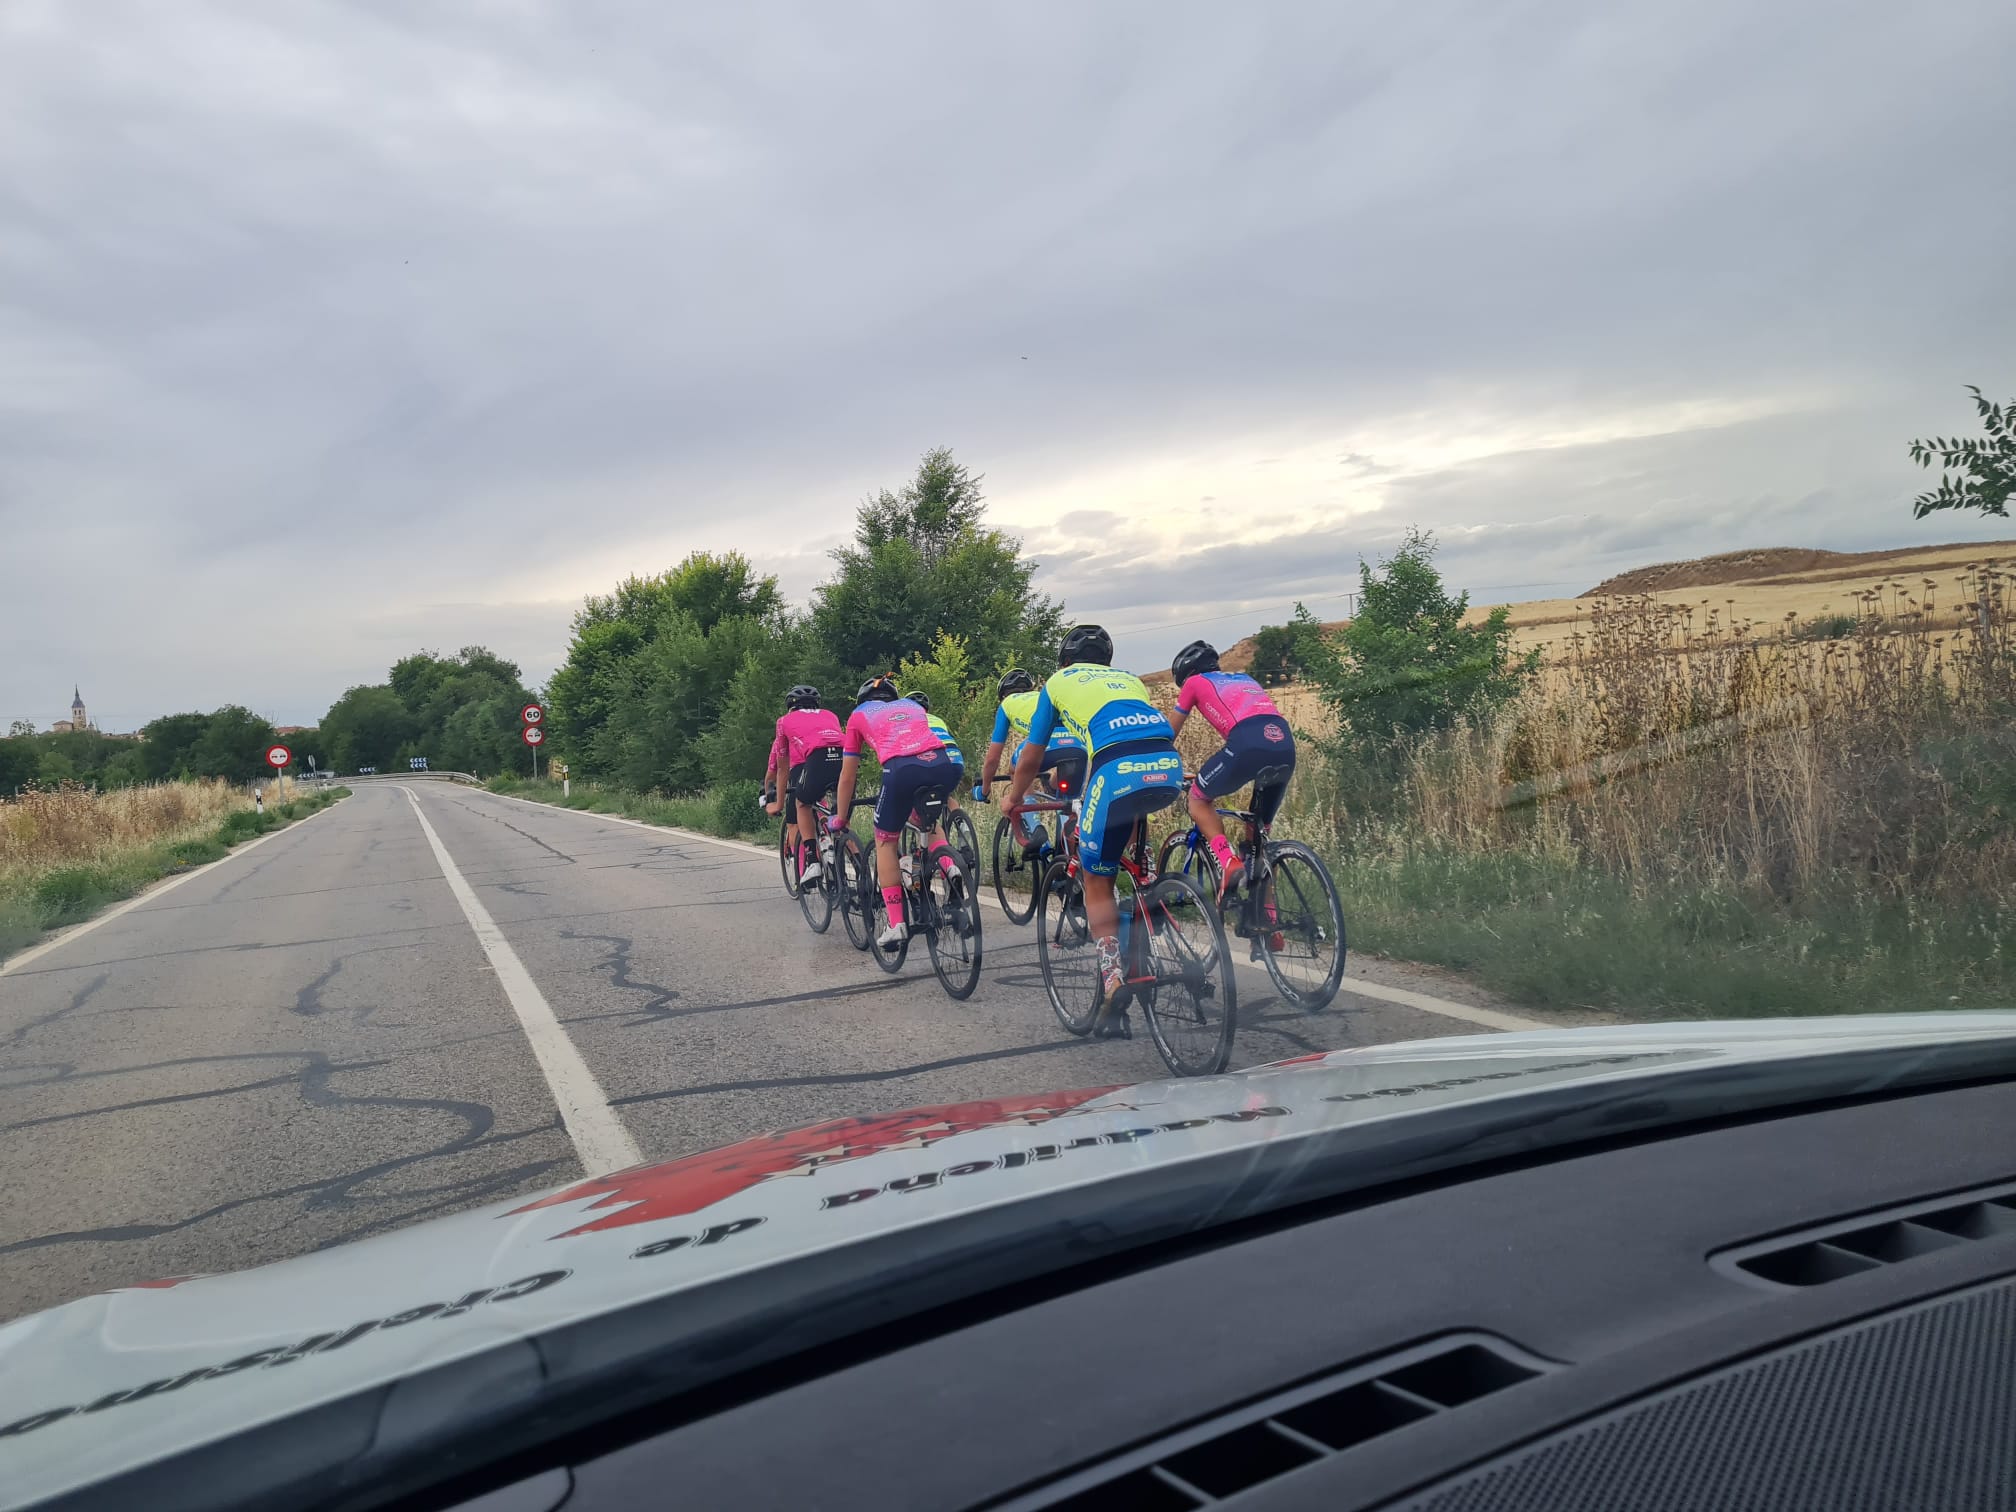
left=400, top=785, right=642, bottom=1176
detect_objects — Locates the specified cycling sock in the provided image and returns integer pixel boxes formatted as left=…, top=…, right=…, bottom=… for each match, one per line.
left=1208, top=834, right=1238, bottom=870
left=929, top=841, right=958, bottom=878
left=1097, top=934, right=1123, bottom=979
left=882, top=885, right=905, bottom=929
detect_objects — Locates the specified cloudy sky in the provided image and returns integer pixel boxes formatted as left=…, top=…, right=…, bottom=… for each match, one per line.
left=4, top=0, right=2014, bottom=730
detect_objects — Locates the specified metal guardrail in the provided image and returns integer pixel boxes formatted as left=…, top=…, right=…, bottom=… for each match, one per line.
left=328, top=771, right=485, bottom=786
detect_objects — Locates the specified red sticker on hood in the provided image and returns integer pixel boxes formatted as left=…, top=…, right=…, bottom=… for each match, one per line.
left=509, top=1086, right=1124, bottom=1238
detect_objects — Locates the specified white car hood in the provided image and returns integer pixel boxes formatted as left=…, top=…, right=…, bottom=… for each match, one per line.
left=5, top=1013, right=2015, bottom=1506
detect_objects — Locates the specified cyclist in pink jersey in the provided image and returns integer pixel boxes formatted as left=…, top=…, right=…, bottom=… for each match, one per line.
left=764, top=685, right=844, bottom=884
left=1167, top=640, right=1296, bottom=897
left=830, top=675, right=959, bottom=946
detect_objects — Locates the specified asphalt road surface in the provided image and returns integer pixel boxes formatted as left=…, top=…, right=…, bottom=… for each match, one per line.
left=0, top=783, right=1549, bottom=1321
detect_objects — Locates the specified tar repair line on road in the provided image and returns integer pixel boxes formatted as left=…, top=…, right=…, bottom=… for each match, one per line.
left=472, top=785, right=1551, bottom=1035
left=0, top=793, right=350, bottom=979
left=400, top=785, right=643, bottom=1176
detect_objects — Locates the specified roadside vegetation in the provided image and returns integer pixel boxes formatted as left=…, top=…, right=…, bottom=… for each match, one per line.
left=0, top=780, right=349, bottom=962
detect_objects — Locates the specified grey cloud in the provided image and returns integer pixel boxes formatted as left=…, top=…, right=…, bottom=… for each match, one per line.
left=3, top=1, right=2013, bottom=723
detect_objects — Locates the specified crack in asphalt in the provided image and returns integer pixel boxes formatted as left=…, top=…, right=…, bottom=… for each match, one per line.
left=556, top=928, right=683, bottom=1023
left=608, top=1037, right=1087, bottom=1106
left=2, top=971, right=109, bottom=1050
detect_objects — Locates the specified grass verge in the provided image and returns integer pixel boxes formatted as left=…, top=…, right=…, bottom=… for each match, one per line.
left=0, top=786, right=351, bottom=964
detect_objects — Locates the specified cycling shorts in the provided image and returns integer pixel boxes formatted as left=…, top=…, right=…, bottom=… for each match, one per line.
left=1078, top=739, right=1183, bottom=877
left=787, top=746, right=843, bottom=807
left=1193, top=715, right=1296, bottom=825
left=873, top=750, right=956, bottom=839
left=1012, top=739, right=1088, bottom=797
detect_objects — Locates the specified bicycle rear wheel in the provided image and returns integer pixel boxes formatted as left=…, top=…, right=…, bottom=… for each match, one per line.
left=837, top=833, right=876, bottom=951
left=923, top=849, right=983, bottom=999
left=798, top=837, right=834, bottom=934
left=1154, top=828, right=1220, bottom=900
left=1034, top=860, right=1100, bottom=1036
left=947, top=807, right=982, bottom=877
left=778, top=817, right=801, bottom=899
left=1137, top=873, right=1237, bottom=1076
left=868, top=850, right=910, bottom=974
left=1256, top=841, right=1347, bottom=1011
left=992, top=816, right=1040, bottom=926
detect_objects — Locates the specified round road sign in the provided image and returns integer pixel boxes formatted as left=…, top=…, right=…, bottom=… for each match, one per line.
left=520, top=704, right=545, bottom=725
left=522, top=725, right=546, bottom=747
left=265, top=744, right=292, bottom=770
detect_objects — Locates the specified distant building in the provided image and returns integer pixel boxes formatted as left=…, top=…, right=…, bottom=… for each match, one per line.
left=51, top=721, right=73, bottom=734
left=54, top=687, right=92, bottom=734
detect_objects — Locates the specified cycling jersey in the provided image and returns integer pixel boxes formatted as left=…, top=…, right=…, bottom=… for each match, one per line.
left=770, top=708, right=844, bottom=777
left=1176, top=671, right=1282, bottom=739
left=990, top=691, right=1084, bottom=751
left=1025, top=664, right=1172, bottom=760
left=924, top=714, right=965, bottom=766
left=843, top=698, right=944, bottom=763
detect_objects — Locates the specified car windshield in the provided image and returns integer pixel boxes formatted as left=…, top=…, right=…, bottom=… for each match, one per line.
left=3, top=0, right=2014, bottom=1496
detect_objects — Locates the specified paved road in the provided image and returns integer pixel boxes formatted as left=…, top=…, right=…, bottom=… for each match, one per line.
left=0, top=783, right=1535, bottom=1321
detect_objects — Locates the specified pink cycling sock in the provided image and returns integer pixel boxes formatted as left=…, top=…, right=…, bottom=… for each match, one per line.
left=882, top=885, right=905, bottom=928
left=931, top=842, right=958, bottom=877
left=1208, top=834, right=1238, bottom=868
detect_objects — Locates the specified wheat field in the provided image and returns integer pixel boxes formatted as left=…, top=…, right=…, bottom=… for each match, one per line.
left=0, top=779, right=254, bottom=886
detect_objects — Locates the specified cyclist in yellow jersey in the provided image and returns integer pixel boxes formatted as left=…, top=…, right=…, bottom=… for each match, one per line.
left=1005, top=625, right=1183, bottom=1026
left=974, top=669, right=1087, bottom=851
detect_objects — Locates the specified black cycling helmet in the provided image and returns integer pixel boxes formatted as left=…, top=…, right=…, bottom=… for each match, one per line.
left=786, top=684, right=820, bottom=710
left=1058, top=624, right=1114, bottom=668
left=1171, top=640, right=1219, bottom=684
left=856, top=675, right=899, bottom=703
left=997, top=668, right=1036, bottom=699
left=901, top=689, right=930, bottom=711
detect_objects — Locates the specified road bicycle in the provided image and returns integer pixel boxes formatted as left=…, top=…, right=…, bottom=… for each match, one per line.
left=770, top=786, right=803, bottom=901
left=785, top=786, right=880, bottom=949
left=984, top=770, right=1079, bottom=926
left=867, top=785, right=984, bottom=999
left=1155, top=768, right=1347, bottom=1012
left=1010, top=793, right=1236, bottom=1077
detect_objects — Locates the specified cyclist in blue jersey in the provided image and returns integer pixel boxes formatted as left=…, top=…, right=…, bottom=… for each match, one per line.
left=974, top=668, right=1087, bottom=853
left=1005, top=625, right=1183, bottom=1027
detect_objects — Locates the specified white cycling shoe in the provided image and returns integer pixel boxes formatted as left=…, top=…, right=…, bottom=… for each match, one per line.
left=876, top=919, right=908, bottom=948
left=800, top=860, right=823, bottom=884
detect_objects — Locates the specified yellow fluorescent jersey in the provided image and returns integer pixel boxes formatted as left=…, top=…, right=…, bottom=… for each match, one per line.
left=925, top=714, right=964, bottom=763
left=1026, top=664, right=1173, bottom=761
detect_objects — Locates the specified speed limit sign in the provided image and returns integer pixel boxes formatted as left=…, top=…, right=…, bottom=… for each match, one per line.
left=265, top=744, right=292, bottom=770
left=520, top=703, right=544, bottom=725
left=522, top=725, right=546, bottom=747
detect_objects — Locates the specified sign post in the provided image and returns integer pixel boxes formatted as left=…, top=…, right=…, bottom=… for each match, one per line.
left=264, top=744, right=291, bottom=812
left=520, top=704, right=546, bottom=781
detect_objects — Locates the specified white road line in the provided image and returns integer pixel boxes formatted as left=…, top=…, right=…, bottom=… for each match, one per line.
left=399, top=786, right=642, bottom=1176
left=0, top=796, right=347, bottom=978
left=468, top=785, right=1550, bottom=1031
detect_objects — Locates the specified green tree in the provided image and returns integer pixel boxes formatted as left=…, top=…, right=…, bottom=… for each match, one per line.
left=320, top=685, right=416, bottom=772
left=1249, top=622, right=1321, bottom=687
left=810, top=447, right=1062, bottom=680
left=140, top=712, right=214, bottom=781
left=0, top=737, right=38, bottom=792
left=187, top=705, right=277, bottom=781
left=894, top=633, right=988, bottom=765
left=1300, top=528, right=1538, bottom=760
left=1910, top=386, right=2016, bottom=519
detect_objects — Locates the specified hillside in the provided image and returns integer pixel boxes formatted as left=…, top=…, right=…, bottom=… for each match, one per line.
left=1580, top=541, right=2016, bottom=597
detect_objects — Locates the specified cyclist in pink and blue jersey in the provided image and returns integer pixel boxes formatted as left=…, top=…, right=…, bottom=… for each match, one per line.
left=764, top=685, right=844, bottom=884
left=830, top=676, right=959, bottom=947
left=1166, top=639, right=1296, bottom=897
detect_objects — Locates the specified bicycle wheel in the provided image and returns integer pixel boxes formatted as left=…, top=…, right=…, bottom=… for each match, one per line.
left=838, top=833, right=876, bottom=952
left=778, top=817, right=801, bottom=899
left=1137, top=873, right=1237, bottom=1076
left=1256, top=840, right=1348, bottom=1011
left=798, top=836, right=834, bottom=934
left=923, top=848, right=983, bottom=1000
left=947, top=807, right=982, bottom=876
left=1034, top=860, right=1100, bottom=1036
left=1154, top=827, right=1220, bottom=900
left=992, top=816, right=1040, bottom=926
left=868, top=853, right=910, bottom=974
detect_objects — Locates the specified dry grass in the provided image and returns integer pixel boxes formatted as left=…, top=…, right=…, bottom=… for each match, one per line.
left=0, top=779, right=251, bottom=886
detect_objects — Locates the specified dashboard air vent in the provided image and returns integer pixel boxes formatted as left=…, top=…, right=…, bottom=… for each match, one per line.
left=1004, top=1336, right=1550, bottom=1511
left=1714, top=1176, right=2016, bottom=1290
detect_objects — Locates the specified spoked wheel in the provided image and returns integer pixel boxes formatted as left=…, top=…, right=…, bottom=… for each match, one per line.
left=923, top=849, right=983, bottom=1000
left=1254, top=841, right=1347, bottom=1011
left=798, top=835, right=834, bottom=934
left=946, top=807, right=983, bottom=877
left=1035, top=860, right=1100, bottom=1036
left=868, top=844, right=910, bottom=975
left=992, top=816, right=1042, bottom=926
left=1154, top=829, right=1220, bottom=901
left=778, top=816, right=801, bottom=899
left=1136, top=873, right=1238, bottom=1076
left=837, top=832, right=876, bottom=952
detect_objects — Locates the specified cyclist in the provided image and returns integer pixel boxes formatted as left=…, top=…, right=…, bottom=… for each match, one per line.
left=973, top=668, right=1086, bottom=851
left=1004, top=625, right=1182, bottom=1024
left=831, top=676, right=959, bottom=948
left=764, top=685, right=844, bottom=884
left=902, top=690, right=964, bottom=811
left=1166, top=640, right=1295, bottom=900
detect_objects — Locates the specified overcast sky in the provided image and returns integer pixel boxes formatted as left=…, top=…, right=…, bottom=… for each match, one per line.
left=4, top=0, right=2014, bottom=730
